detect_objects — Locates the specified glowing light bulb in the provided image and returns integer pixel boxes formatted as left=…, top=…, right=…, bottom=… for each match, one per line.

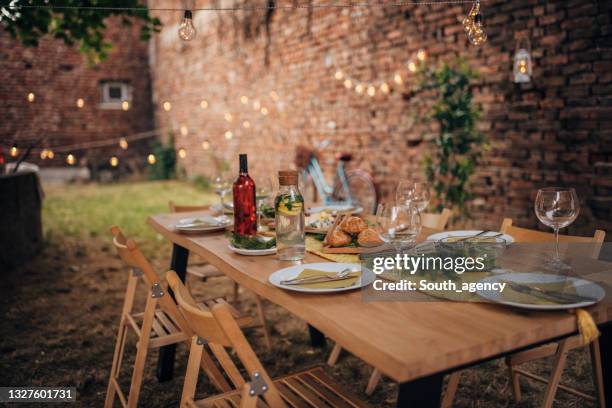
left=47, top=150, right=54, bottom=159
left=344, top=79, right=353, bottom=89
left=240, top=95, right=249, bottom=104
left=40, top=149, right=48, bottom=160
left=224, top=113, right=233, bottom=122
left=110, top=156, right=119, bottom=167
left=355, top=83, right=365, bottom=94
left=76, top=98, right=85, bottom=108
left=163, top=101, right=172, bottom=111
left=253, top=100, right=261, bottom=110
left=119, top=137, right=129, bottom=150
left=334, top=70, right=344, bottom=80
left=224, top=131, right=233, bottom=140
left=200, top=100, right=208, bottom=109
left=394, top=73, right=403, bottom=85
left=202, top=141, right=210, bottom=150
left=380, top=82, right=391, bottom=94
left=408, top=61, right=417, bottom=72
left=417, top=49, right=427, bottom=61
left=178, top=148, right=187, bottom=158
left=178, top=10, right=196, bottom=41
left=260, top=107, right=269, bottom=115
left=467, top=14, right=487, bottom=45
left=121, top=100, right=130, bottom=111
left=242, top=120, right=251, bottom=128
left=180, top=125, right=189, bottom=136
left=27, top=92, right=35, bottom=102
left=367, top=85, right=376, bottom=97
left=67, top=153, right=76, bottom=166
left=147, top=154, right=156, bottom=165
left=10, top=145, right=18, bottom=157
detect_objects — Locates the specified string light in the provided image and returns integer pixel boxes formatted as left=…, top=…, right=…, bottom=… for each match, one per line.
left=463, top=0, right=487, bottom=45
left=47, top=150, right=54, bottom=159
left=178, top=10, right=196, bottom=41
left=121, top=100, right=130, bottom=111
left=260, top=107, right=269, bottom=115
left=40, top=150, right=48, bottom=160
left=66, top=153, right=76, bottom=166
left=178, top=148, right=187, bottom=158
left=27, top=92, right=35, bottom=103
left=367, top=85, right=376, bottom=97
left=163, top=101, right=172, bottom=111
left=394, top=72, right=403, bottom=85
left=200, top=99, right=208, bottom=109
left=76, top=98, right=85, bottom=108
left=110, top=156, right=119, bottom=167
left=10, top=145, right=19, bottom=157
left=202, top=141, right=210, bottom=150
left=147, top=154, right=156, bottom=164
left=408, top=61, right=418, bottom=72
left=344, top=79, right=353, bottom=89
left=242, top=120, right=251, bottom=128
left=334, top=70, right=344, bottom=80
left=240, top=95, right=249, bottom=104
left=224, top=131, right=233, bottom=140
left=380, top=82, right=391, bottom=94
left=253, top=100, right=261, bottom=110
left=180, top=125, right=189, bottom=136
left=119, top=137, right=129, bottom=149
left=417, top=49, right=427, bottom=61
left=224, top=112, right=233, bottom=122
left=355, top=83, right=365, bottom=94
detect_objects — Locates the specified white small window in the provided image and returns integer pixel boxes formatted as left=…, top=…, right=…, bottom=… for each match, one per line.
left=99, top=81, right=132, bottom=109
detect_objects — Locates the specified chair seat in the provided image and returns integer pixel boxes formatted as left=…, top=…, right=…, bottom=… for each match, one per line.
left=128, top=297, right=254, bottom=349
left=195, top=366, right=371, bottom=408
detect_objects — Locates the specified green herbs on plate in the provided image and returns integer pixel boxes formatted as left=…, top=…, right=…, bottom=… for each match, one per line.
left=229, top=233, right=276, bottom=250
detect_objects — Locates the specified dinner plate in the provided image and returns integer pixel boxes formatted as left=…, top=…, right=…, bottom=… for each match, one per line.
left=268, top=262, right=375, bottom=294
left=175, top=216, right=231, bottom=233
left=427, top=230, right=514, bottom=244
left=477, top=272, right=605, bottom=311
left=228, top=245, right=276, bottom=256
left=307, top=205, right=363, bottom=215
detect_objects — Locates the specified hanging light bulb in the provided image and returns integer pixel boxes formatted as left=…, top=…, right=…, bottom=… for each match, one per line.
left=178, top=10, right=196, bottom=41
left=178, top=148, right=187, bottom=158
left=9, top=145, right=18, bottom=157
left=202, top=141, right=210, bottom=150
left=334, top=70, right=344, bottom=80
left=147, top=154, right=156, bottom=165
left=253, top=100, right=261, bottom=110
left=121, top=100, right=130, bottom=111
left=40, top=149, right=48, bottom=160
left=224, top=113, right=233, bottom=122
left=355, top=83, right=365, bottom=94
left=367, top=85, right=376, bottom=97
left=180, top=125, right=189, bottom=136
left=260, top=107, right=269, bottom=115
left=224, top=131, right=233, bottom=140
left=242, top=120, right=251, bottom=128
left=27, top=92, right=35, bottom=102
left=394, top=72, right=403, bottom=85
left=110, top=156, right=119, bottom=167
left=163, top=101, right=172, bottom=111
left=200, top=99, right=208, bottom=109
left=47, top=150, right=55, bottom=159
left=344, top=79, right=353, bottom=89
left=380, top=82, right=391, bottom=94
left=408, top=61, right=417, bottom=72
left=119, top=137, right=129, bottom=150
left=240, top=95, right=249, bottom=104
left=66, top=153, right=76, bottom=166
left=416, top=49, right=427, bottom=62
left=76, top=98, right=85, bottom=108
left=464, top=1, right=487, bottom=46
left=513, top=37, right=532, bottom=83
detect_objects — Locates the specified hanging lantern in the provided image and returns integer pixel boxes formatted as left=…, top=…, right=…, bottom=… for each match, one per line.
left=464, top=0, right=487, bottom=46
left=513, top=38, right=532, bottom=83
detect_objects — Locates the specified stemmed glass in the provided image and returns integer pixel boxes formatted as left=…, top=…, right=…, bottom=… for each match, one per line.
left=256, top=177, right=273, bottom=232
left=534, top=187, right=580, bottom=269
left=375, top=203, right=421, bottom=254
left=213, top=173, right=232, bottom=222
left=395, top=181, right=430, bottom=213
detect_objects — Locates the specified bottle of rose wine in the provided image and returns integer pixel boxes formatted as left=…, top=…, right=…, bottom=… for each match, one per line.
left=232, top=154, right=257, bottom=236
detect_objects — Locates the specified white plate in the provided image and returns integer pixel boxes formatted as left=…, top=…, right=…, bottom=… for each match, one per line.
left=175, top=216, right=231, bottom=233
left=426, top=230, right=514, bottom=244
left=228, top=245, right=276, bottom=256
left=307, top=205, right=363, bottom=215
left=269, top=262, right=375, bottom=294
left=477, top=272, right=605, bottom=311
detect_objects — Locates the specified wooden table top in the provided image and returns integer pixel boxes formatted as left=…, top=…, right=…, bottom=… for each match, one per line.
left=148, top=211, right=612, bottom=384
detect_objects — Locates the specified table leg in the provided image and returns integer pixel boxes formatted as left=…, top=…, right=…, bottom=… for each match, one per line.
left=308, top=324, right=326, bottom=348
left=396, top=373, right=443, bottom=408
left=156, top=244, right=189, bottom=382
left=599, top=321, right=611, bottom=408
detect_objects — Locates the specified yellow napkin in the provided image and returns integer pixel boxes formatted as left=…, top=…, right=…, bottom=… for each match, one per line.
left=305, top=236, right=360, bottom=263
left=291, top=268, right=361, bottom=289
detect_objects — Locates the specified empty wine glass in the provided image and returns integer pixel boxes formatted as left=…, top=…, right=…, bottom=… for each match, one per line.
left=395, top=181, right=414, bottom=207
left=375, top=203, right=421, bottom=254
left=534, top=187, right=580, bottom=269
left=395, top=181, right=430, bottom=213
left=213, top=173, right=232, bottom=222
left=256, top=177, right=273, bottom=232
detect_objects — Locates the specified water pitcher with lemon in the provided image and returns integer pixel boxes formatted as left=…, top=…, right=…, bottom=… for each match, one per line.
left=275, top=170, right=305, bottom=261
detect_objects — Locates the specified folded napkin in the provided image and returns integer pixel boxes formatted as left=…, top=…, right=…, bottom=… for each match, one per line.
left=178, top=215, right=221, bottom=228
left=292, top=268, right=361, bottom=289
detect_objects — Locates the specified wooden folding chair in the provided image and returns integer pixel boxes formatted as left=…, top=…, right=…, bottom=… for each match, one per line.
left=167, top=270, right=371, bottom=408
left=327, top=208, right=452, bottom=396
left=104, top=226, right=254, bottom=408
left=442, top=218, right=606, bottom=408
left=169, top=201, right=273, bottom=350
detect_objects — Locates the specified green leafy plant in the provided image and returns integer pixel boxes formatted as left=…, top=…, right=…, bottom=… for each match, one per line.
left=0, top=1, right=161, bottom=63
left=148, top=135, right=176, bottom=180
left=417, top=59, right=487, bottom=217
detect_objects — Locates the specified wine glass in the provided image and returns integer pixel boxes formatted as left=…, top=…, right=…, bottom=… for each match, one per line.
left=534, top=187, right=580, bottom=269
left=256, top=177, right=273, bottom=232
left=395, top=181, right=430, bottom=213
left=395, top=181, right=414, bottom=207
left=213, top=173, right=232, bottom=222
left=375, top=203, right=421, bottom=254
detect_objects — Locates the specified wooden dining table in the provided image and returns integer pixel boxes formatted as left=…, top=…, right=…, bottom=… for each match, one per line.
left=148, top=211, right=612, bottom=407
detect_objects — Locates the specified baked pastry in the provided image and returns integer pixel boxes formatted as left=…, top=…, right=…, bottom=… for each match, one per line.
left=339, top=216, right=368, bottom=234
left=357, top=228, right=384, bottom=247
left=327, top=227, right=353, bottom=247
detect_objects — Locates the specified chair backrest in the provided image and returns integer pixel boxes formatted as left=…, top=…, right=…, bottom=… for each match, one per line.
left=110, top=226, right=190, bottom=333
left=421, top=208, right=452, bottom=230
left=499, top=218, right=605, bottom=259
left=167, top=271, right=287, bottom=407
left=169, top=201, right=211, bottom=213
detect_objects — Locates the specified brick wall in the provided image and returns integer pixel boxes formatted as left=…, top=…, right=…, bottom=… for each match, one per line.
left=150, top=0, right=612, bottom=236
left=0, top=18, right=154, bottom=172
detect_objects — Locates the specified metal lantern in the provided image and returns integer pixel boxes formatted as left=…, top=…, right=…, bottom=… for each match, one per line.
left=513, top=38, right=532, bottom=83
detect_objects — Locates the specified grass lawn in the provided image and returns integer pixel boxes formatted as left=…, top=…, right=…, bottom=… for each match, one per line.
left=0, top=179, right=598, bottom=407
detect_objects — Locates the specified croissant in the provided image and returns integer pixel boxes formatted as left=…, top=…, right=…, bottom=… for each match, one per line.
left=339, top=216, right=368, bottom=234
left=357, top=228, right=384, bottom=247
left=327, top=228, right=353, bottom=247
